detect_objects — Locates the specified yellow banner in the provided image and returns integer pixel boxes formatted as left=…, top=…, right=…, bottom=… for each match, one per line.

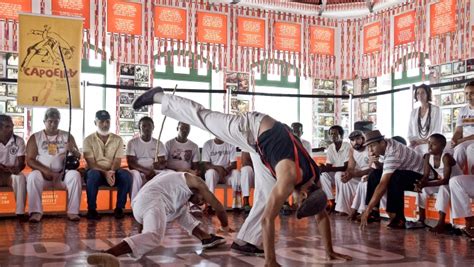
left=18, top=14, right=82, bottom=108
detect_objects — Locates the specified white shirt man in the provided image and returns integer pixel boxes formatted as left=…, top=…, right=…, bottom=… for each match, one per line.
left=452, top=83, right=474, bottom=173
left=126, top=117, right=167, bottom=201
left=202, top=138, right=240, bottom=199
left=165, top=122, right=200, bottom=174
left=0, top=115, right=26, bottom=219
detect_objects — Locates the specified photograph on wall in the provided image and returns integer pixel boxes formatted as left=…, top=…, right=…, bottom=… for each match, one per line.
left=361, top=79, right=369, bottom=94
left=360, top=102, right=369, bottom=117
left=0, top=83, right=6, bottom=96
left=428, top=66, right=440, bottom=84
left=0, top=101, right=5, bottom=114
left=135, top=65, right=150, bottom=82
left=342, top=80, right=353, bottom=95
left=6, top=100, right=24, bottom=114
left=324, top=116, right=334, bottom=127
left=120, top=78, right=135, bottom=86
left=119, top=92, right=135, bottom=105
left=7, top=68, right=18, bottom=79
left=120, top=64, right=135, bottom=76
left=135, top=103, right=149, bottom=113
left=237, top=73, right=249, bottom=92
left=453, top=76, right=465, bottom=89
left=7, top=84, right=17, bottom=97
left=440, top=78, right=452, bottom=91
left=231, top=98, right=238, bottom=112
left=237, top=99, right=249, bottom=113
left=441, top=93, right=452, bottom=105
left=341, top=101, right=349, bottom=113
left=442, top=109, right=452, bottom=133
left=369, top=102, right=377, bottom=113
left=368, top=77, right=377, bottom=88
left=453, top=61, right=465, bottom=74
left=433, top=94, right=441, bottom=106
left=226, top=72, right=238, bottom=84
left=11, top=115, right=24, bottom=129
left=227, top=84, right=237, bottom=94
left=440, top=63, right=452, bottom=76
left=368, top=115, right=377, bottom=126
left=317, top=98, right=334, bottom=113
left=119, top=106, right=134, bottom=120
left=453, top=92, right=465, bottom=105
left=0, top=62, right=3, bottom=78
left=321, top=80, right=335, bottom=91
left=119, top=121, right=135, bottom=133
left=467, top=58, right=474, bottom=72
left=453, top=107, right=460, bottom=121
left=134, top=82, right=149, bottom=87
left=7, top=54, right=18, bottom=66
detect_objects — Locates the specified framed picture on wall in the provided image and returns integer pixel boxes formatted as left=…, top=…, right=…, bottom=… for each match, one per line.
left=453, top=61, right=465, bottom=74
left=440, top=63, right=452, bottom=76
left=369, top=102, right=377, bottom=113
left=0, top=83, right=6, bottom=96
left=119, top=106, right=134, bottom=119
left=0, top=101, right=5, bottom=114
left=11, top=115, right=24, bottom=129
left=237, top=73, right=249, bottom=92
left=134, top=82, right=149, bottom=87
left=342, top=80, right=353, bottom=95
left=119, top=121, right=135, bottom=133
left=433, top=94, right=441, bottom=106
left=7, top=54, right=18, bottom=66
left=6, top=67, right=18, bottom=79
left=120, top=78, right=135, bottom=86
left=6, top=100, right=24, bottom=113
left=135, top=65, right=150, bottom=82
left=428, top=66, right=440, bottom=84
left=120, top=64, right=135, bottom=76
left=441, top=93, right=452, bottom=105
left=7, top=84, right=17, bottom=97
left=442, top=109, right=452, bottom=133
left=453, top=92, right=465, bottom=105
left=440, top=78, right=452, bottom=91
left=453, top=76, right=465, bottom=89
left=467, top=58, right=474, bottom=72
left=119, top=92, right=135, bottom=105
left=453, top=107, right=460, bottom=121
left=237, top=99, right=249, bottom=113
left=361, top=79, right=369, bottom=94
left=368, top=114, right=377, bottom=125
left=226, top=72, right=238, bottom=84
left=368, top=77, right=377, bottom=88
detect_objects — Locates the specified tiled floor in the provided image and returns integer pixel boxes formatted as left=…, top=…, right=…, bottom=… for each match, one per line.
left=0, top=212, right=473, bottom=266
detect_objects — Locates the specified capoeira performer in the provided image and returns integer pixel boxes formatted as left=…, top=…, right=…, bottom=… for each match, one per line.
left=87, top=172, right=229, bottom=266
left=414, top=134, right=463, bottom=232
left=131, top=87, right=352, bottom=266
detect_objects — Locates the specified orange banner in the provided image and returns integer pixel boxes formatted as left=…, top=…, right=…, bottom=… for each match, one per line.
left=107, top=0, right=142, bottom=35
left=52, top=0, right=90, bottom=29
left=237, top=17, right=265, bottom=49
left=274, top=22, right=301, bottom=52
left=197, top=11, right=227, bottom=45
left=363, top=21, right=382, bottom=54
left=430, top=0, right=457, bottom=37
left=309, top=26, right=335, bottom=56
left=154, top=6, right=187, bottom=41
left=394, top=10, right=415, bottom=46
left=0, top=0, right=31, bottom=21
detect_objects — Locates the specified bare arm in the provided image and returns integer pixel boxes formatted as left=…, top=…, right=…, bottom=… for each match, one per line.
left=425, top=154, right=455, bottom=187
left=451, top=126, right=463, bottom=146
left=361, top=172, right=392, bottom=229
left=67, top=135, right=81, bottom=159
left=127, top=155, right=154, bottom=178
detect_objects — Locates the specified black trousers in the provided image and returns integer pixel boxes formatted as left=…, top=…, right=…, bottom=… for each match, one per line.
left=366, top=168, right=422, bottom=219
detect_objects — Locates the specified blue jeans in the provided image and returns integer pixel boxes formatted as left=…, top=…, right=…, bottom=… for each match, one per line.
left=85, top=169, right=132, bottom=210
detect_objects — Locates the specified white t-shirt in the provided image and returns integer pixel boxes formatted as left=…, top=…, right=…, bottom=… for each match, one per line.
left=0, top=134, right=25, bottom=167
left=353, top=148, right=370, bottom=170
left=202, top=139, right=236, bottom=167
left=326, top=142, right=351, bottom=167
left=301, top=139, right=312, bottom=155
left=407, top=105, right=442, bottom=141
left=165, top=138, right=200, bottom=171
left=34, top=130, right=69, bottom=172
left=456, top=105, right=474, bottom=137
left=382, top=139, right=424, bottom=176
left=126, top=137, right=166, bottom=169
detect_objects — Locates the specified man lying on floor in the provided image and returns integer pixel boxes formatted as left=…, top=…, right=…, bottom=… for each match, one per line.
left=87, top=172, right=230, bottom=266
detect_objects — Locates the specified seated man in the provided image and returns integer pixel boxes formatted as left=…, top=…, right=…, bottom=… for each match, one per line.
left=291, top=122, right=312, bottom=154
left=240, top=151, right=255, bottom=213
left=338, top=130, right=371, bottom=216
left=0, top=115, right=27, bottom=221
left=202, top=137, right=240, bottom=209
left=126, top=116, right=167, bottom=201
left=452, top=82, right=474, bottom=173
left=132, top=87, right=352, bottom=265
left=26, top=108, right=82, bottom=222
left=414, top=133, right=463, bottom=232
left=319, top=125, right=350, bottom=211
left=361, top=130, right=424, bottom=229
left=83, top=110, right=132, bottom=220
left=165, top=122, right=200, bottom=175
left=87, top=172, right=228, bottom=266
left=449, top=162, right=474, bottom=238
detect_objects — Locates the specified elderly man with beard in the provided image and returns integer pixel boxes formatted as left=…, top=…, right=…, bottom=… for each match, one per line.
left=83, top=110, right=132, bottom=220
left=337, top=130, right=372, bottom=216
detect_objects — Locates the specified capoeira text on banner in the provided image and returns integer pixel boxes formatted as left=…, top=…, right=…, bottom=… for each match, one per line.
left=17, top=14, right=82, bottom=108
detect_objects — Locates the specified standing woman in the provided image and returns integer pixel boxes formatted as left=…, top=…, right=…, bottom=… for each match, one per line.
left=407, top=84, right=442, bottom=155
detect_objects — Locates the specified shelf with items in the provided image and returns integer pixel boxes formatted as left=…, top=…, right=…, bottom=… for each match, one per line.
left=428, top=59, right=472, bottom=138
left=312, top=79, right=335, bottom=147
left=117, top=63, right=151, bottom=144
left=0, top=52, right=27, bottom=139
left=359, top=77, right=377, bottom=127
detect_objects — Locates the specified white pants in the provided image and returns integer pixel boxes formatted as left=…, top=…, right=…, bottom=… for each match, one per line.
left=0, top=173, right=26, bottom=214
left=468, top=143, right=474, bottom=175
left=449, top=175, right=474, bottom=219
left=130, top=170, right=147, bottom=202
left=161, top=94, right=273, bottom=247
left=26, top=170, right=82, bottom=214
left=125, top=196, right=200, bottom=258
left=335, top=176, right=360, bottom=214
left=351, top=179, right=387, bottom=213
left=417, top=185, right=450, bottom=214
left=453, top=140, right=474, bottom=172
left=320, top=171, right=341, bottom=200
left=205, top=169, right=240, bottom=195
left=240, top=166, right=255, bottom=197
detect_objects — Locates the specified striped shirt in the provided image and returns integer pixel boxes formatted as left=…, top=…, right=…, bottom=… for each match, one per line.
left=382, top=139, right=423, bottom=176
